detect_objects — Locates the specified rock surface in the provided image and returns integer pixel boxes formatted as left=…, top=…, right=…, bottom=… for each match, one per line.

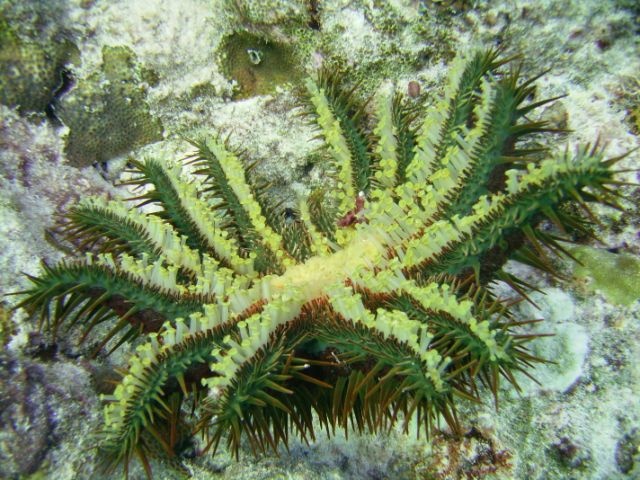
left=0, top=1, right=638, bottom=479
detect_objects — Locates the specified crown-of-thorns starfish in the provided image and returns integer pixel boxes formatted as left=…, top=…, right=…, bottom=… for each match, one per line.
left=14, top=49, right=627, bottom=477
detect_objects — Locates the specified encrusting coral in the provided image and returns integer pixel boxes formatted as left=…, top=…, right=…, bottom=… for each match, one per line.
left=13, top=49, right=628, bottom=477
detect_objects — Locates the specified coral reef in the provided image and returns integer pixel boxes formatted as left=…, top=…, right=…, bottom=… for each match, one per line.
left=1, top=1, right=639, bottom=479
left=220, top=31, right=304, bottom=99
left=57, top=45, right=163, bottom=167
left=0, top=16, right=78, bottom=115
left=14, top=48, right=627, bottom=477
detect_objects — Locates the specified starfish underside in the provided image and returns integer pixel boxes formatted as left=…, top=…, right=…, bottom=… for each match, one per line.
left=15, top=49, right=624, bottom=476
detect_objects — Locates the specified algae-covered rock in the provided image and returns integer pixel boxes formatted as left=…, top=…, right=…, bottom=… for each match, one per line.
left=57, top=45, right=163, bottom=167
left=228, top=0, right=310, bottom=29
left=0, top=301, right=14, bottom=347
left=0, top=353, right=99, bottom=479
left=220, top=31, right=305, bottom=99
left=616, top=75, right=640, bottom=135
left=571, top=246, right=640, bottom=306
left=0, top=16, right=78, bottom=114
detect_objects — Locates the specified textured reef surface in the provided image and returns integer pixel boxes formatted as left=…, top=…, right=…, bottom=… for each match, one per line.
left=1, top=1, right=639, bottom=479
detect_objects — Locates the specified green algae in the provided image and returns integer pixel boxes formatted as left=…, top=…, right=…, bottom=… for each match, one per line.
left=571, top=245, right=640, bottom=306
left=0, top=301, right=14, bottom=347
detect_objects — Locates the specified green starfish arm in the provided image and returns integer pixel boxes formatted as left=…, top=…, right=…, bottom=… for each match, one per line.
left=305, top=68, right=373, bottom=195
left=99, top=312, right=238, bottom=469
left=187, top=137, right=296, bottom=273
left=60, top=197, right=209, bottom=275
left=61, top=199, right=160, bottom=258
